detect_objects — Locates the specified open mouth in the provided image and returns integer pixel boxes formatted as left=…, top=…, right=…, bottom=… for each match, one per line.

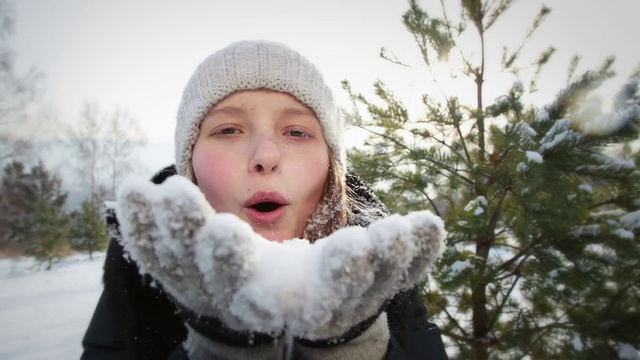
left=244, top=192, right=289, bottom=224
left=250, top=202, right=283, bottom=213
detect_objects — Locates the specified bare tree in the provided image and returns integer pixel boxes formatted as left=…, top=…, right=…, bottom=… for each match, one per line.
left=68, top=101, right=147, bottom=204
left=68, top=102, right=105, bottom=203
left=0, top=0, right=44, bottom=167
left=103, top=108, right=146, bottom=200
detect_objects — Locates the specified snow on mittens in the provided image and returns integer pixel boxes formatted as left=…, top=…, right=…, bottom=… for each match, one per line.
left=116, top=175, right=447, bottom=340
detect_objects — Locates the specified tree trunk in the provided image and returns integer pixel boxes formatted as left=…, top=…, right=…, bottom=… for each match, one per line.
left=472, top=235, right=490, bottom=360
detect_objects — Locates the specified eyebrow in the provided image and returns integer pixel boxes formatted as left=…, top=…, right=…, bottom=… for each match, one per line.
left=207, top=105, right=315, bottom=119
left=280, top=106, right=315, bottom=118
left=207, top=106, right=247, bottom=118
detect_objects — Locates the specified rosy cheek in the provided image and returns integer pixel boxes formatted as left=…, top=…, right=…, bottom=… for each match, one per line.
left=192, top=147, right=235, bottom=210
left=304, top=152, right=330, bottom=199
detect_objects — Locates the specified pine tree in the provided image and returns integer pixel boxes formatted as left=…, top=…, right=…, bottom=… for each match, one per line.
left=21, top=195, right=71, bottom=270
left=0, top=161, right=31, bottom=249
left=345, top=1, right=640, bottom=358
left=2, top=161, right=71, bottom=268
left=70, top=199, right=109, bottom=260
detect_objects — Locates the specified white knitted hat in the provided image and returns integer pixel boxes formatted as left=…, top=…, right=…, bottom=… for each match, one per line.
left=175, top=40, right=345, bottom=180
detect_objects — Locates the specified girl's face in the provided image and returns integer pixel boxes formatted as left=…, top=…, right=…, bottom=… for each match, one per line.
left=192, top=89, right=330, bottom=241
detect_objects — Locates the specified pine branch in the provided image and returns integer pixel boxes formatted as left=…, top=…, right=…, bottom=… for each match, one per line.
left=487, top=270, right=522, bottom=331
left=545, top=57, right=616, bottom=120
left=603, top=280, right=638, bottom=319
left=441, top=301, right=471, bottom=340
left=425, top=128, right=472, bottom=167
left=495, top=234, right=542, bottom=276
left=356, top=124, right=473, bottom=184
left=485, top=0, right=513, bottom=30
left=379, top=47, right=411, bottom=67
left=501, top=5, right=551, bottom=70
left=588, top=197, right=622, bottom=210
left=521, top=311, right=577, bottom=357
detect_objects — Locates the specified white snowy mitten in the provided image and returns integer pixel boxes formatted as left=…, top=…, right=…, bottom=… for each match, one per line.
left=289, top=212, right=446, bottom=343
left=116, top=175, right=446, bottom=358
left=116, top=176, right=285, bottom=347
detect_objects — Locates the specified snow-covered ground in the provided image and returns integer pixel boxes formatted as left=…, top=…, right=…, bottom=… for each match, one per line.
left=0, top=254, right=105, bottom=360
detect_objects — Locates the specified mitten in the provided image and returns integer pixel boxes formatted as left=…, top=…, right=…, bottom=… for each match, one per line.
left=116, top=176, right=286, bottom=360
left=286, top=211, right=446, bottom=342
left=116, top=175, right=447, bottom=358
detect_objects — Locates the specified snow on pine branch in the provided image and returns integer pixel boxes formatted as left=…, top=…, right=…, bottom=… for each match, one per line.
left=620, top=210, right=640, bottom=231
left=577, top=104, right=640, bottom=136
left=537, top=118, right=586, bottom=155
left=574, top=152, right=636, bottom=174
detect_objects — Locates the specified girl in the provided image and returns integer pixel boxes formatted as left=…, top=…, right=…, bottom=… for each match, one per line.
left=81, top=40, right=448, bottom=360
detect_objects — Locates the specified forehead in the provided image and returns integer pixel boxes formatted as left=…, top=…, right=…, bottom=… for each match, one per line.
left=215, top=89, right=310, bottom=110
left=205, top=89, right=319, bottom=122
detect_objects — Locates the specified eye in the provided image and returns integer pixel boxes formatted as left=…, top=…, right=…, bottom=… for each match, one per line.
left=213, top=127, right=241, bottom=135
left=285, top=129, right=310, bottom=138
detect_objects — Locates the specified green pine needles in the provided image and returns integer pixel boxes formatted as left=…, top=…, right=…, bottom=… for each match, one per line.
left=345, top=1, right=640, bottom=358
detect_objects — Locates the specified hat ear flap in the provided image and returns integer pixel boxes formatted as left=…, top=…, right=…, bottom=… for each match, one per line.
left=303, top=158, right=348, bottom=242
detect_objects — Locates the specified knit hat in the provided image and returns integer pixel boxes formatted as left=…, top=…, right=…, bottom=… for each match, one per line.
left=175, top=40, right=345, bottom=180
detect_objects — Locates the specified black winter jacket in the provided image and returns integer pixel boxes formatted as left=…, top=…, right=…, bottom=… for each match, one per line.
left=80, top=165, right=448, bottom=360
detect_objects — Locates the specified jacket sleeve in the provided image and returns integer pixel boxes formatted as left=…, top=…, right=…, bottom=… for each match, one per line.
left=80, top=236, right=186, bottom=359
left=386, top=288, right=449, bottom=360
left=81, top=290, right=133, bottom=359
left=80, top=236, right=141, bottom=359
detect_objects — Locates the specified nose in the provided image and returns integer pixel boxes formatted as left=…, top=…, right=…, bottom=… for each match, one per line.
left=249, top=135, right=280, bottom=174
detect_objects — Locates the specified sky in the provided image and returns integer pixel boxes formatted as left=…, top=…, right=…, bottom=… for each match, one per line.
left=8, top=0, right=640, bottom=167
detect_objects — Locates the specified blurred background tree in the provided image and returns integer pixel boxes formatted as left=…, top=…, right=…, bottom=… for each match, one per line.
left=67, top=101, right=147, bottom=205
left=1, top=161, right=71, bottom=269
left=70, top=199, right=110, bottom=261
left=0, top=1, right=146, bottom=262
left=0, top=0, right=44, bottom=167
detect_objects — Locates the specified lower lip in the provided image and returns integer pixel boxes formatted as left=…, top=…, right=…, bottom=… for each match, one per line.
left=245, top=205, right=286, bottom=224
